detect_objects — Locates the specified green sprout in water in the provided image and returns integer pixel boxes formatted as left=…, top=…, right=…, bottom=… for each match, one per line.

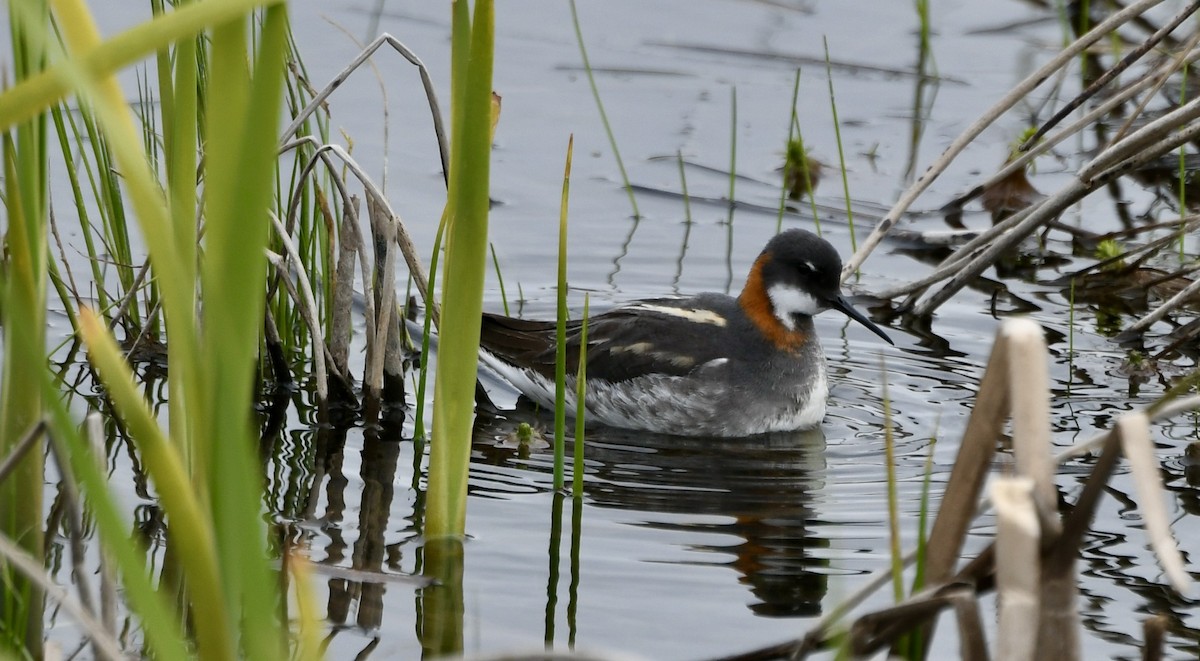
left=782, top=138, right=824, bottom=201
left=516, top=422, right=534, bottom=460
left=1095, top=238, right=1127, bottom=270
left=516, top=421, right=534, bottom=446
left=1009, top=126, right=1042, bottom=170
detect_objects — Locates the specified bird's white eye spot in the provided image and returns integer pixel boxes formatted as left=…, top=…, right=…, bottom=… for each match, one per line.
left=802, top=260, right=816, bottom=273
left=767, top=284, right=824, bottom=328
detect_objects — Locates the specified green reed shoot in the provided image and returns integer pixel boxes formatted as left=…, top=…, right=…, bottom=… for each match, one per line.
left=727, top=86, right=738, bottom=225
left=0, top=1, right=48, bottom=652
left=823, top=37, right=856, bottom=251
left=569, top=0, right=639, bottom=219
left=427, top=0, right=495, bottom=539
left=881, top=362, right=904, bottom=604
left=787, top=132, right=823, bottom=221
left=902, top=420, right=939, bottom=659
left=490, top=242, right=511, bottom=316
left=777, top=68, right=801, bottom=233
left=554, top=136, right=575, bottom=492
left=414, top=215, right=448, bottom=440
left=780, top=68, right=825, bottom=235
left=914, top=0, right=931, bottom=56
left=883, top=363, right=919, bottom=660
left=573, top=294, right=589, bottom=499
left=48, top=103, right=101, bottom=323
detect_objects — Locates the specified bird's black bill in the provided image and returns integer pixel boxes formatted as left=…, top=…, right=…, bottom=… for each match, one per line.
left=830, top=295, right=894, bottom=345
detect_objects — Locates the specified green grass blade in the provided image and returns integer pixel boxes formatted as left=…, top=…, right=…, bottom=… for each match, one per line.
left=777, top=69, right=801, bottom=233
left=727, top=86, right=737, bottom=225
left=822, top=37, right=855, bottom=251
left=163, top=0, right=200, bottom=457
left=490, top=242, right=510, bottom=316
left=554, top=136, right=574, bottom=492
left=881, top=362, right=903, bottom=603
left=568, top=0, right=638, bottom=219
left=415, top=212, right=448, bottom=441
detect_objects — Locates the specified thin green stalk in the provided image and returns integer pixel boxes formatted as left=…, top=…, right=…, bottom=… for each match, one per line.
left=777, top=69, right=802, bottom=233
left=823, top=37, right=855, bottom=251
left=490, top=242, right=510, bottom=316
left=904, top=420, right=938, bottom=659
left=573, top=293, right=588, bottom=499
left=49, top=103, right=112, bottom=319
left=554, top=135, right=575, bottom=492
left=427, top=0, right=495, bottom=539
left=162, top=0, right=199, bottom=469
left=915, top=0, right=931, bottom=54
left=796, top=119, right=822, bottom=235
left=776, top=71, right=823, bottom=237
left=568, top=0, right=638, bottom=219
left=882, top=363, right=903, bottom=604
left=415, top=214, right=447, bottom=441
left=727, top=86, right=737, bottom=225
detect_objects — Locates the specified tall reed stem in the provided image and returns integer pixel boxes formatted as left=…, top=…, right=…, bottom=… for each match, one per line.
left=427, top=0, right=495, bottom=539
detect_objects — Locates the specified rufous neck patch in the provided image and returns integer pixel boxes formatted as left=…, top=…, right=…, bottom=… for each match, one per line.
left=738, top=253, right=808, bottom=352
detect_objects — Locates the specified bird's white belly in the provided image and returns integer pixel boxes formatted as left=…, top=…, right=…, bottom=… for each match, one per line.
left=481, top=350, right=830, bottom=437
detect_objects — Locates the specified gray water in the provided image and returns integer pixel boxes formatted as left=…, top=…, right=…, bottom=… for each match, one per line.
left=34, top=1, right=1200, bottom=659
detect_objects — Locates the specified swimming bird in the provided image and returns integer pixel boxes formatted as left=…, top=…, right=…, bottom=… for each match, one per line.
left=477, top=228, right=894, bottom=437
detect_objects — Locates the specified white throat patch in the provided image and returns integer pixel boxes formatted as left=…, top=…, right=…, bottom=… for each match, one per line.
left=767, top=284, right=824, bottom=330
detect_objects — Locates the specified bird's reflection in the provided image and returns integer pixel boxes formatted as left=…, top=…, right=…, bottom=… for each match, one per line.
left=472, top=402, right=830, bottom=617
